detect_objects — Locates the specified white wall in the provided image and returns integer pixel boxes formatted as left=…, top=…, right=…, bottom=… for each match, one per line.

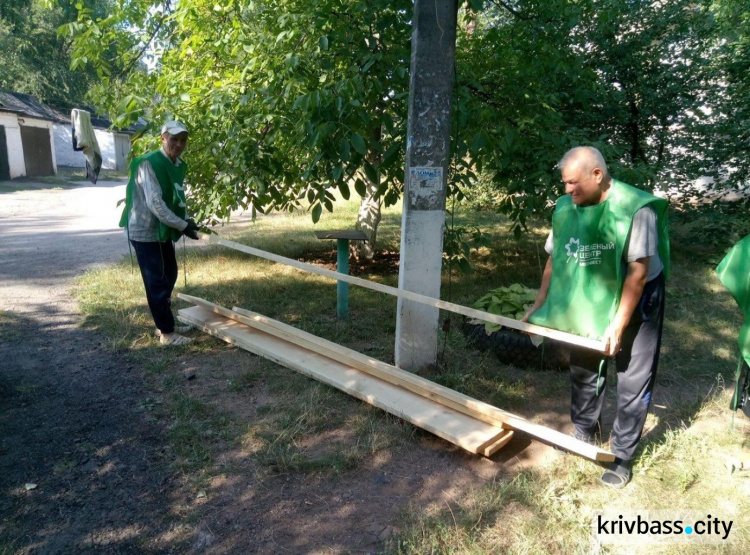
left=96, top=128, right=116, bottom=170
left=0, top=112, right=26, bottom=178
left=53, top=124, right=127, bottom=171
left=53, top=124, right=80, bottom=167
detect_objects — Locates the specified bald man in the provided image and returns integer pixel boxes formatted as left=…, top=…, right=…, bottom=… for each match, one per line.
left=523, top=146, right=669, bottom=488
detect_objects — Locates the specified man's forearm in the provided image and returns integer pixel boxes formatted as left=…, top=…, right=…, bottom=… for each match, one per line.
left=522, top=256, right=553, bottom=321
left=603, top=258, right=649, bottom=355
left=613, top=259, right=649, bottom=330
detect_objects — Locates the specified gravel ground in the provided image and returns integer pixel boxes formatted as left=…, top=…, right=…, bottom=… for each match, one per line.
left=0, top=179, right=186, bottom=553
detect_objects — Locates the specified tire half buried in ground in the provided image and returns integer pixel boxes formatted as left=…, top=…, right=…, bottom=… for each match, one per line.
left=462, top=320, right=570, bottom=370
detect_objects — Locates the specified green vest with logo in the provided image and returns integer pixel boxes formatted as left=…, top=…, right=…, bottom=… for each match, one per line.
left=717, top=235, right=750, bottom=367
left=119, top=149, right=188, bottom=242
left=529, top=180, right=669, bottom=340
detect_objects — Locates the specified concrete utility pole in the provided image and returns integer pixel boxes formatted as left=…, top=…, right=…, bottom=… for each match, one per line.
left=395, top=0, right=457, bottom=371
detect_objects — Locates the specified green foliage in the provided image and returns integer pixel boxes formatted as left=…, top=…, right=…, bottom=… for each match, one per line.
left=471, top=283, right=538, bottom=333
left=671, top=200, right=750, bottom=252
left=62, top=0, right=411, bottom=226
left=453, top=1, right=598, bottom=235
left=703, top=0, right=750, bottom=191
left=442, top=224, right=492, bottom=274
left=456, top=170, right=502, bottom=212
left=0, top=0, right=104, bottom=108
left=62, top=0, right=750, bottom=238
left=452, top=0, right=747, bottom=236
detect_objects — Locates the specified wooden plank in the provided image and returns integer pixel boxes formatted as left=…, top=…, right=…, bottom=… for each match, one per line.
left=230, top=305, right=614, bottom=462
left=177, top=305, right=508, bottom=456
left=184, top=293, right=515, bottom=427
left=483, top=429, right=515, bottom=457
left=314, top=230, right=368, bottom=241
left=177, top=294, right=615, bottom=463
left=197, top=233, right=605, bottom=352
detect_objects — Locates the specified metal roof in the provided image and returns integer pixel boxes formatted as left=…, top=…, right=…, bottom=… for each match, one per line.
left=0, top=91, right=68, bottom=123
left=0, top=90, right=143, bottom=133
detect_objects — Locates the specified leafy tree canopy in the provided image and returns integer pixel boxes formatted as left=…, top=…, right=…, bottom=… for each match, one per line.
left=0, top=0, right=105, bottom=108
left=62, top=0, right=750, bottom=238
left=63, top=0, right=412, bottom=235
left=456, top=0, right=732, bottom=232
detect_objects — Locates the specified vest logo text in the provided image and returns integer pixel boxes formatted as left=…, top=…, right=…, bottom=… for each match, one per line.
left=565, top=237, right=614, bottom=267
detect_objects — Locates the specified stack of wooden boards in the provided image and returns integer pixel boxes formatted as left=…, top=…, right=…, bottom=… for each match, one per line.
left=177, top=294, right=614, bottom=462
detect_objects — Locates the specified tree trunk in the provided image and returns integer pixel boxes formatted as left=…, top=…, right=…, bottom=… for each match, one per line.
left=352, top=125, right=383, bottom=260
left=352, top=176, right=381, bottom=260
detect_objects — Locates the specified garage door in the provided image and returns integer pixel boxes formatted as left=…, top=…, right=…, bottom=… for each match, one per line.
left=20, top=125, right=54, bottom=177
left=0, top=126, right=10, bottom=181
left=114, top=133, right=130, bottom=171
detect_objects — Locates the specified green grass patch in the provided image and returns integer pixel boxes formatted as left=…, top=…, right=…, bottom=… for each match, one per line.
left=74, top=198, right=750, bottom=551
left=0, top=311, right=22, bottom=341
left=166, top=395, right=220, bottom=471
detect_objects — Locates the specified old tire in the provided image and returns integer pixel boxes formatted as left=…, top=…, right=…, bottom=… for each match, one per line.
left=462, top=320, right=569, bottom=370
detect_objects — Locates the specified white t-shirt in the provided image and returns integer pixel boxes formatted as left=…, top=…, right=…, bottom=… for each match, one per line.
left=544, top=206, right=663, bottom=282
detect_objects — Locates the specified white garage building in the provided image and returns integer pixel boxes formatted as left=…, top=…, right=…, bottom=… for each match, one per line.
left=0, top=91, right=137, bottom=180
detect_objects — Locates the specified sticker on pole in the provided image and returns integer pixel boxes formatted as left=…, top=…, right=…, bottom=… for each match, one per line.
left=408, top=166, right=444, bottom=208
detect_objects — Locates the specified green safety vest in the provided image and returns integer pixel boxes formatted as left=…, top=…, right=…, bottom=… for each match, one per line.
left=717, top=235, right=750, bottom=367
left=119, top=149, right=188, bottom=242
left=529, top=180, right=670, bottom=340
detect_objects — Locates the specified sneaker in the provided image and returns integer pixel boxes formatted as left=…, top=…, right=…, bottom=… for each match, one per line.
left=159, top=332, right=192, bottom=346
left=155, top=325, right=192, bottom=337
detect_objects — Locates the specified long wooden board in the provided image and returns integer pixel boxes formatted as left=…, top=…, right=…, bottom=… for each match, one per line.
left=178, top=294, right=614, bottom=463
left=197, top=233, right=606, bottom=352
left=178, top=305, right=513, bottom=457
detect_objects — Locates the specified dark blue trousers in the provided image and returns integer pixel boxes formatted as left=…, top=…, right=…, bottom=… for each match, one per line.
left=569, top=273, right=666, bottom=461
left=131, top=240, right=178, bottom=335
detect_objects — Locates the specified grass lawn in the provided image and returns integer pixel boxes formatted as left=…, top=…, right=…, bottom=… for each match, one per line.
left=75, top=198, right=750, bottom=553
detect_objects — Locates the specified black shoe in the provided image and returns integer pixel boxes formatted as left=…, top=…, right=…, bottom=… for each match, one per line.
left=600, top=458, right=632, bottom=489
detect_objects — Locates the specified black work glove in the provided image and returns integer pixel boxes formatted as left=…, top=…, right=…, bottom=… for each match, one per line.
left=183, top=218, right=201, bottom=240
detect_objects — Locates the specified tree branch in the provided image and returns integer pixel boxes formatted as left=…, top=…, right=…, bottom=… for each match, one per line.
left=115, top=0, right=172, bottom=79
left=490, top=0, right=530, bottom=21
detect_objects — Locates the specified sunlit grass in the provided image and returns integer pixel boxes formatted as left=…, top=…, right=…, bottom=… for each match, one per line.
left=74, top=198, right=750, bottom=552
left=390, top=401, right=750, bottom=554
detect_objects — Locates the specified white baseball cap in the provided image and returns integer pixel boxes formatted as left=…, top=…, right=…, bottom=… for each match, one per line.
left=161, top=121, right=188, bottom=136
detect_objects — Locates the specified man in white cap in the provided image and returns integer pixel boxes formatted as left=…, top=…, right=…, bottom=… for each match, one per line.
left=119, top=121, right=200, bottom=345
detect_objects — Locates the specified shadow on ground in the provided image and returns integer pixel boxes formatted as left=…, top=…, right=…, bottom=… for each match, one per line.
left=0, top=309, right=193, bottom=553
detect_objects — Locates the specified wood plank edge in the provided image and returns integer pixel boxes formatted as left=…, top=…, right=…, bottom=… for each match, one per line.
left=197, top=234, right=604, bottom=351
left=179, top=297, right=614, bottom=462
left=177, top=308, right=501, bottom=455
left=483, top=429, right=515, bottom=457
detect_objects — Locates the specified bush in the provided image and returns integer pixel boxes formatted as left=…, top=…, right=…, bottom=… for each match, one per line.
left=457, top=172, right=503, bottom=212
left=464, top=283, right=569, bottom=370
left=469, top=283, right=537, bottom=334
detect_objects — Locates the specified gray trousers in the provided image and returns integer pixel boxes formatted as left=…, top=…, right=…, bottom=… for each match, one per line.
left=569, top=273, right=665, bottom=461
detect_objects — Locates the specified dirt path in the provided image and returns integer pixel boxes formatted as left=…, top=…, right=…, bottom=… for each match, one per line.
left=0, top=180, right=185, bottom=552
left=0, top=180, right=564, bottom=554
